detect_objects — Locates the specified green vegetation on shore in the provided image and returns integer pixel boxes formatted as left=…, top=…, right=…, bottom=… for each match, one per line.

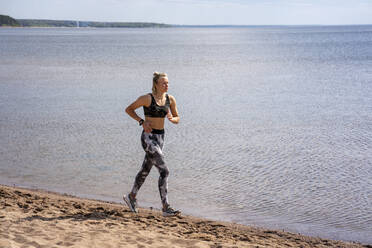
left=0, top=14, right=170, bottom=28
left=17, top=19, right=77, bottom=27
left=17, top=19, right=171, bottom=28
left=79, top=21, right=171, bottom=28
left=0, top=15, right=20, bottom=27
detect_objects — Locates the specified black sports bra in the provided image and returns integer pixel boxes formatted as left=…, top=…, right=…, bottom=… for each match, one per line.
left=143, top=94, right=170, bottom=118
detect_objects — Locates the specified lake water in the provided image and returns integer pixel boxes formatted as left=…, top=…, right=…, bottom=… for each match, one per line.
left=0, top=26, right=371, bottom=244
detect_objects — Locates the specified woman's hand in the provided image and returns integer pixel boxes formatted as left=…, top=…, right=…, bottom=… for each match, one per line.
left=143, top=120, right=152, bottom=133
left=167, top=111, right=179, bottom=124
left=167, top=111, right=174, bottom=122
left=167, top=95, right=180, bottom=124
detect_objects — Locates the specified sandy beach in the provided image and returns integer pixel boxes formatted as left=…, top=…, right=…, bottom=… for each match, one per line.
left=0, top=184, right=369, bottom=248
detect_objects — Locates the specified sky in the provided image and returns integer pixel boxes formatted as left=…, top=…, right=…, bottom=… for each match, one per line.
left=1, top=0, right=372, bottom=25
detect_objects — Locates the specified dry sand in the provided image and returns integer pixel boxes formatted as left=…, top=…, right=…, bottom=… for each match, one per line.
left=0, top=184, right=369, bottom=248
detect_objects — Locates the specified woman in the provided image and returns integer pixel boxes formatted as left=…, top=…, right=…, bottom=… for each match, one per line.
left=124, top=72, right=181, bottom=217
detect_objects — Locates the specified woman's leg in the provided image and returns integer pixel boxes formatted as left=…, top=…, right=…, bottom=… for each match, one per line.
left=129, top=131, right=155, bottom=196
left=151, top=133, right=170, bottom=208
left=142, top=131, right=170, bottom=208
left=152, top=144, right=180, bottom=216
left=154, top=156, right=169, bottom=208
left=130, top=154, right=153, bottom=196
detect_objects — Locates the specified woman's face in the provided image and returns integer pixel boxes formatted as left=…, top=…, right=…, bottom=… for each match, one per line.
left=156, top=77, right=169, bottom=93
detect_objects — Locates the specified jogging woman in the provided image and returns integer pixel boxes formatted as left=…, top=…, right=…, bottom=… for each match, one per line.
left=124, top=72, right=181, bottom=217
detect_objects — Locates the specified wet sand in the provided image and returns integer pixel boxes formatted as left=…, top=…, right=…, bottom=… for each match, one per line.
left=0, top=184, right=369, bottom=248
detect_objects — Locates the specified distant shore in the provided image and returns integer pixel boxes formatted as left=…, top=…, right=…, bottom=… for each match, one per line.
left=2, top=15, right=371, bottom=28
left=0, top=184, right=369, bottom=248
left=0, top=15, right=171, bottom=28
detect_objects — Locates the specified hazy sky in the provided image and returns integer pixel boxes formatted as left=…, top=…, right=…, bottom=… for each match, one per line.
left=1, top=0, right=372, bottom=25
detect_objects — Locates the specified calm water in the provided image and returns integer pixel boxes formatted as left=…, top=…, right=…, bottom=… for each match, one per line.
left=0, top=26, right=371, bottom=244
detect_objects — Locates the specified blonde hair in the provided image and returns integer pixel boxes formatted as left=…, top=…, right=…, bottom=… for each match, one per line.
left=152, top=72, right=167, bottom=95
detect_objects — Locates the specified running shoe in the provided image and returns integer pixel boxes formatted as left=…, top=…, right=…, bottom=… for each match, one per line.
left=123, top=194, right=138, bottom=213
left=162, top=206, right=181, bottom=217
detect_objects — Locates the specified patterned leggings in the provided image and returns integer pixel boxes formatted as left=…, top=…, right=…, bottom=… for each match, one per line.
left=130, top=129, right=169, bottom=207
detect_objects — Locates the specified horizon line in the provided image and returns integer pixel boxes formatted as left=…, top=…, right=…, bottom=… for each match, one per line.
left=3, top=15, right=372, bottom=26
left=13, top=19, right=372, bottom=27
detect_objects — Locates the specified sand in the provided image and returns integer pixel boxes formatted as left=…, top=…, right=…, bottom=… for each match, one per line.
left=0, top=184, right=369, bottom=248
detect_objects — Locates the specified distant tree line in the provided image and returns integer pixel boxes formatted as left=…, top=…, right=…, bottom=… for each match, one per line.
left=17, top=19, right=78, bottom=27
left=0, top=15, right=20, bottom=26
left=0, top=14, right=171, bottom=28
left=78, top=21, right=171, bottom=28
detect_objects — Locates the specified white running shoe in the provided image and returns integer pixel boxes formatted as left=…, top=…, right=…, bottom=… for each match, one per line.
left=123, top=194, right=138, bottom=213
left=162, top=206, right=181, bottom=217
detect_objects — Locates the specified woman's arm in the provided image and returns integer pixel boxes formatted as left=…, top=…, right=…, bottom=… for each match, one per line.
left=125, top=95, right=152, bottom=132
left=167, top=95, right=180, bottom=124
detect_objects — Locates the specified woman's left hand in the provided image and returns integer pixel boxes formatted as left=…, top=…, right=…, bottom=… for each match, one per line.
left=166, top=98, right=180, bottom=124
left=167, top=111, right=174, bottom=122
left=167, top=111, right=179, bottom=124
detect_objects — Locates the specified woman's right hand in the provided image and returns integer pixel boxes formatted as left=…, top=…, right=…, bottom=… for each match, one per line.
left=143, top=120, right=152, bottom=133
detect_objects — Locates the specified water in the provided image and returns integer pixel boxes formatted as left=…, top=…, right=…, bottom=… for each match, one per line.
left=0, top=26, right=371, bottom=244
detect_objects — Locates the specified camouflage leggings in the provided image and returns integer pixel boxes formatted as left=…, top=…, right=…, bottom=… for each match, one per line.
left=131, top=129, right=169, bottom=207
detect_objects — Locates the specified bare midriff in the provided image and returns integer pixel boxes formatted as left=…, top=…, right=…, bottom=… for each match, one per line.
left=145, top=116, right=166, bottom=130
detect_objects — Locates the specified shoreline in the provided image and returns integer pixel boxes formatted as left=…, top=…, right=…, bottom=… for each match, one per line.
left=1, top=184, right=369, bottom=248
